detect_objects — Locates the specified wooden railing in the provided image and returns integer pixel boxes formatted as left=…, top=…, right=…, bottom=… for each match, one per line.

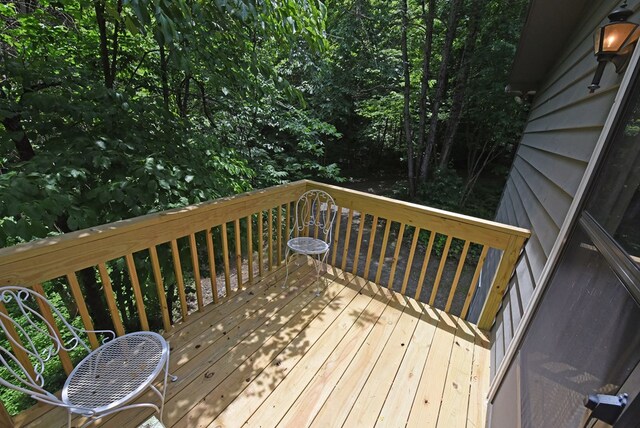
left=0, top=180, right=528, bottom=424
left=307, top=181, right=529, bottom=329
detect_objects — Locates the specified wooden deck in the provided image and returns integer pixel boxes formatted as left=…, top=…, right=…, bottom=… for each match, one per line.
left=16, top=258, right=490, bottom=428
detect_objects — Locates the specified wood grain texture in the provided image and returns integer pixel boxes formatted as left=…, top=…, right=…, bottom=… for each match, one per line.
left=0, top=181, right=306, bottom=286
left=188, top=234, right=204, bottom=311
left=234, top=219, right=243, bottom=289
left=363, top=215, right=379, bottom=280
left=125, top=253, right=149, bottom=330
left=149, top=245, right=172, bottom=330
left=306, top=181, right=529, bottom=249
left=32, top=283, right=74, bottom=375
left=97, top=263, right=126, bottom=335
left=204, top=230, right=219, bottom=305
left=18, top=265, right=491, bottom=428
left=478, top=235, right=527, bottom=329
left=170, top=239, right=189, bottom=320
left=65, top=272, right=99, bottom=349
left=246, top=215, right=254, bottom=284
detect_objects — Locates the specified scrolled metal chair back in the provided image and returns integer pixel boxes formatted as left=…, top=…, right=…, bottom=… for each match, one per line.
left=292, top=190, right=337, bottom=244
left=0, top=286, right=113, bottom=406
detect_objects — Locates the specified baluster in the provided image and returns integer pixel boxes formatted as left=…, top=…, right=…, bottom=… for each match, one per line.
left=374, top=220, right=392, bottom=284
left=149, top=246, right=172, bottom=330
left=258, top=212, right=264, bottom=277
left=414, top=231, right=436, bottom=301
left=351, top=212, right=367, bottom=275
left=340, top=209, right=354, bottom=271
left=205, top=229, right=219, bottom=304
left=363, top=215, right=379, bottom=280
left=97, top=263, right=126, bottom=335
left=188, top=234, right=204, bottom=311
left=246, top=215, right=254, bottom=284
left=277, top=205, right=282, bottom=266
left=220, top=224, right=232, bottom=296
left=331, top=205, right=343, bottom=266
left=169, top=240, right=189, bottom=320
left=461, top=245, right=489, bottom=319
left=267, top=209, right=274, bottom=271
left=0, top=301, right=36, bottom=378
left=429, top=235, right=453, bottom=306
left=234, top=219, right=243, bottom=289
left=31, top=283, right=74, bottom=374
left=445, top=241, right=471, bottom=312
left=125, top=254, right=149, bottom=330
left=401, top=227, right=421, bottom=295
left=386, top=223, right=406, bottom=289
left=65, top=273, right=99, bottom=349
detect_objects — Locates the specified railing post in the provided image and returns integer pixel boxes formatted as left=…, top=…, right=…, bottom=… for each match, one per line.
left=0, top=401, right=14, bottom=428
left=477, top=235, right=527, bottom=330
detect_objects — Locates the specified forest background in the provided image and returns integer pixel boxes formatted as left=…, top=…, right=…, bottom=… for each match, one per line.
left=0, top=0, right=529, bottom=414
left=1, top=0, right=530, bottom=248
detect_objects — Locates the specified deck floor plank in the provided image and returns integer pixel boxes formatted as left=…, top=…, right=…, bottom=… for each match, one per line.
left=246, top=277, right=387, bottom=428
left=100, top=262, right=321, bottom=428
left=274, top=284, right=396, bottom=428
left=15, top=261, right=310, bottom=428
left=171, top=269, right=358, bottom=428
left=308, top=287, right=409, bottom=428
left=20, top=264, right=490, bottom=428
left=467, top=325, right=491, bottom=428
left=405, top=312, right=459, bottom=428
left=375, top=302, right=440, bottom=427
left=206, top=272, right=369, bottom=428
left=433, top=318, right=477, bottom=428
left=341, top=295, right=422, bottom=427
left=216, top=273, right=376, bottom=427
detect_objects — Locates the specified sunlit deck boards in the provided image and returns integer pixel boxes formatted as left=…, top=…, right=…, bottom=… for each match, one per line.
left=18, top=258, right=490, bottom=428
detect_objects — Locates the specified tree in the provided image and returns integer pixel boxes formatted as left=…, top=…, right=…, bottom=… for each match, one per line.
left=0, top=0, right=334, bottom=330
left=417, top=0, right=462, bottom=182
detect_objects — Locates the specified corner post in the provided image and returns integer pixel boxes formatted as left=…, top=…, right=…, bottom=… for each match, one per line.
left=477, top=235, right=527, bottom=330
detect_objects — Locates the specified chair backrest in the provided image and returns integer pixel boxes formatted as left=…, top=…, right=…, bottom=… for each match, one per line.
left=0, top=286, right=113, bottom=407
left=292, top=189, right=337, bottom=244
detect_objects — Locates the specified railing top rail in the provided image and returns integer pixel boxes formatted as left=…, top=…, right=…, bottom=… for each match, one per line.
left=304, top=180, right=531, bottom=249
left=0, top=181, right=307, bottom=286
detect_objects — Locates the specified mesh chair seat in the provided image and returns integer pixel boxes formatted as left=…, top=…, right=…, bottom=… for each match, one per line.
left=62, top=332, right=169, bottom=415
left=287, top=237, right=330, bottom=255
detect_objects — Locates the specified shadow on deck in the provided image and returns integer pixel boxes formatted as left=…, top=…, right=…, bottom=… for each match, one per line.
left=16, top=258, right=490, bottom=428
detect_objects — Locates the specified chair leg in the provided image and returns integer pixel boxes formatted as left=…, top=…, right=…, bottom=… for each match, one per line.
left=159, top=353, right=177, bottom=423
left=314, top=254, right=322, bottom=296
left=282, top=248, right=292, bottom=289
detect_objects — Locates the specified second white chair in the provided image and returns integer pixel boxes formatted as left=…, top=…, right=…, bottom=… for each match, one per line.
left=282, top=189, right=337, bottom=295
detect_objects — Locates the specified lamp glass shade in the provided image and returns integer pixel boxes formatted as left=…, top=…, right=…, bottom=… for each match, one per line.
left=595, top=22, right=639, bottom=54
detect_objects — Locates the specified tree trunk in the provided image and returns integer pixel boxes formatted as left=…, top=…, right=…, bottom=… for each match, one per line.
left=78, top=266, right=113, bottom=331
left=416, top=0, right=436, bottom=165
left=418, top=0, right=462, bottom=182
left=159, top=45, right=170, bottom=110
left=400, top=0, right=415, bottom=198
left=108, top=0, right=123, bottom=86
left=3, top=114, right=35, bottom=161
left=439, top=0, right=482, bottom=170
left=94, top=1, right=113, bottom=88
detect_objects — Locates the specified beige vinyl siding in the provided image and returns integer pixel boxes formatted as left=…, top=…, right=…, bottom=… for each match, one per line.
left=486, top=0, right=639, bottom=377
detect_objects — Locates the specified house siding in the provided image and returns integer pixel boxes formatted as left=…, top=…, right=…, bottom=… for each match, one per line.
left=484, top=0, right=639, bottom=378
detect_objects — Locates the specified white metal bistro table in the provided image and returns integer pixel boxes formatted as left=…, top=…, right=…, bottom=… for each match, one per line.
left=62, top=331, right=174, bottom=425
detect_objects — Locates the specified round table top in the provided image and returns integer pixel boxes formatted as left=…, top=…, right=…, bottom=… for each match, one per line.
left=288, top=237, right=330, bottom=255
left=62, top=331, right=169, bottom=414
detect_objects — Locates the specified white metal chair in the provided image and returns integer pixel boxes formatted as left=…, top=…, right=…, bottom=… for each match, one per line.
left=0, top=286, right=176, bottom=427
left=282, top=189, right=337, bottom=295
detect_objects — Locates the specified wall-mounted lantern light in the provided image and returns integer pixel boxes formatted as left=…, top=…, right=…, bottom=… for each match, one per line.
left=589, top=2, right=640, bottom=92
